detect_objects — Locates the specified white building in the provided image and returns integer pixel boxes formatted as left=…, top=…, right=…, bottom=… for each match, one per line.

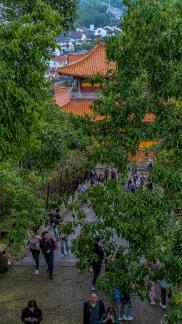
left=59, top=40, right=75, bottom=53
left=49, top=55, right=68, bottom=69
left=94, top=28, right=107, bottom=38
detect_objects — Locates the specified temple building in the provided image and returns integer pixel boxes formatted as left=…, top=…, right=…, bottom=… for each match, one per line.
left=55, top=39, right=157, bottom=162
left=55, top=38, right=115, bottom=117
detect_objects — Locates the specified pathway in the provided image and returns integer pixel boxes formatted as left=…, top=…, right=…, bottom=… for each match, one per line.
left=15, top=205, right=96, bottom=267
left=13, top=198, right=167, bottom=323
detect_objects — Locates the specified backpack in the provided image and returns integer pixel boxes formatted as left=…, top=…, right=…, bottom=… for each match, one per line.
left=114, top=288, right=123, bottom=302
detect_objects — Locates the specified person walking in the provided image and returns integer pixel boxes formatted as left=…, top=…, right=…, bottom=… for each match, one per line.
left=114, top=289, right=133, bottom=321
left=49, top=206, right=61, bottom=241
left=21, top=300, right=42, bottom=323
left=119, top=292, right=133, bottom=321
left=100, top=307, right=119, bottom=324
left=160, top=279, right=172, bottom=309
left=111, top=167, right=117, bottom=180
left=27, top=229, right=41, bottom=275
left=104, top=167, right=109, bottom=181
left=40, top=231, right=56, bottom=279
left=83, top=291, right=105, bottom=324
left=78, top=183, right=86, bottom=194
left=139, top=173, right=146, bottom=188
left=127, top=179, right=135, bottom=192
left=148, top=155, right=154, bottom=169
left=92, top=236, right=105, bottom=290
left=149, top=261, right=159, bottom=305
left=59, top=219, right=69, bottom=256
left=146, top=178, right=153, bottom=191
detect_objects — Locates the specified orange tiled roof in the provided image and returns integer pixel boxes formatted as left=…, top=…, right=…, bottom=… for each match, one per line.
left=63, top=99, right=93, bottom=116
left=52, top=55, right=67, bottom=63
left=143, top=113, right=155, bottom=122
left=58, top=39, right=115, bottom=77
left=67, top=52, right=88, bottom=64
left=62, top=99, right=102, bottom=120
left=54, top=86, right=71, bottom=107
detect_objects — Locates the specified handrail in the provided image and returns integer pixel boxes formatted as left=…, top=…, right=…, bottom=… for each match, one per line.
left=70, top=92, right=100, bottom=100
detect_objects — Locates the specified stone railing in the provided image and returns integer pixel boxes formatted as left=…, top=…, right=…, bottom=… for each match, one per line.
left=70, top=92, right=100, bottom=100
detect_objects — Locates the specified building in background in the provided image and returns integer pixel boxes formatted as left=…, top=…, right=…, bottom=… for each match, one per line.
left=55, top=39, right=157, bottom=162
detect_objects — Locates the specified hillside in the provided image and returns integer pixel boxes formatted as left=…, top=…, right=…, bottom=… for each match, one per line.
left=77, top=0, right=124, bottom=28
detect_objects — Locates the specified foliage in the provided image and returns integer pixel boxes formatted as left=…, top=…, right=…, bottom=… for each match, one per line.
left=77, top=0, right=125, bottom=27
left=22, top=101, right=90, bottom=171
left=0, top=0, right=90, bottom=252
left=0, top=0, right=77, bottom=30
left=50, top=150, right=93, bottom=201
left=0, top=2, right=58, bottom=158
left=76, top=0, right=111, bottom=28
left=0, top=163, right=48, bottom=250
left=71, top=0, right=182, bottom=321
left=0, top=102, right=92, bottom=250
left=74, top=41, right=97, bottom=52
left=0, top=0, right=77, bottom=159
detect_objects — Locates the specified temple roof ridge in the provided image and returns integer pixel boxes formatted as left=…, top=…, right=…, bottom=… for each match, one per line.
left=57, top=39, right=115, bottom=77
left=62, top=41, right=104, bottom=68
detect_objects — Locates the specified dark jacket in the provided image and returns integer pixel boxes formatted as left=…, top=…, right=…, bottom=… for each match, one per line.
left=83, top=300, right=105, bottom=324
left=92, top=244, right=105, bottom=270
left=50, top=212, right=61, bottom=226
left=40, top=237, right=55, bottom=255
left=21, top=307, right=42, bottom=323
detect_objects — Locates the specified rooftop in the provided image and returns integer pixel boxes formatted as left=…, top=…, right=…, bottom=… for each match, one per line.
left=57, top=39, right=115, bottom=77
left=54, top=86, right=71, bottom=107
left=52, top=55, right=68, bottom=63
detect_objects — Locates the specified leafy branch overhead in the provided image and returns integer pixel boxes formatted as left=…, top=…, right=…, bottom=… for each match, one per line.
left=70, top=0, right=182, bottom=321
left=0, top=0, right=77, bottom=158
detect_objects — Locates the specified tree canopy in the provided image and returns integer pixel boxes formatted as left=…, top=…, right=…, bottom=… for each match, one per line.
left=0, top=0, right=77, bottom=30
left=0, top=0, right=92, bottom=251
left=0, top=0, right=77, bottom=158
left=70, top=0, right=182, bottom=321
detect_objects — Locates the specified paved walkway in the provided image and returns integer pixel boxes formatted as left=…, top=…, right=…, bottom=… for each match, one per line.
left=13, top=203, right=167, bottom=323
left=15, top=205, right=96, bottom=267
left=0, top=266, right=166, bottom=324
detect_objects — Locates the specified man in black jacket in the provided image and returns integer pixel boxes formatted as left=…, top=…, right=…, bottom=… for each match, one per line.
left=92, top=236, right=105, bottom=290
left=83, top=291, right=105, bottom=324
left=40, top=231, right=56, bottom=279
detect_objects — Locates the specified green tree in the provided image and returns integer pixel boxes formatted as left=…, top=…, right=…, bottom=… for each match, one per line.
left=0, top=0, right=77, bottom=30
left=77, top=0, right=111, bottom=27
left=23, top=101, right=91, bottom=171
left=0, top=0, right=77, bottom=159
left=71, top=0, right=182, bottom=321
left=0, top=162, right=48, bottom=250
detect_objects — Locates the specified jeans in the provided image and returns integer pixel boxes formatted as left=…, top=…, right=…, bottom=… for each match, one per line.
left=52, top=224, right=59, bottom=241
left=30, top=248, right=40, bottom=270
left=150, top=281, right=158, bottom=303
left=119, top=299, right=133, bottom=317
left=60, top=237, right=69, bottom=255
left=44, top=252, right=54, bottom=275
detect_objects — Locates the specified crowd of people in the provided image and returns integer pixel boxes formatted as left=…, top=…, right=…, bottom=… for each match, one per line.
left=25, top=229, right=170, bottom=322
left=89, top=166, right=118, bottom=186
left=22, top=159, right=170, bottom=323
left=125, top=173, right=153, bottom=192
